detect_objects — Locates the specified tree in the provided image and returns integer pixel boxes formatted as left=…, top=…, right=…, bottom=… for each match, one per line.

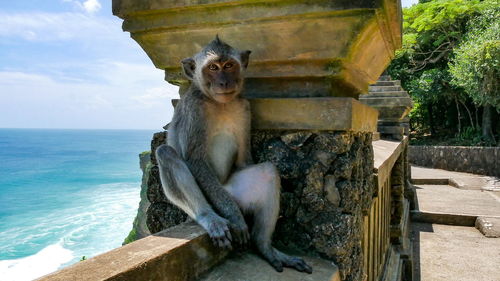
left=449, top=5, right=499, bottom=143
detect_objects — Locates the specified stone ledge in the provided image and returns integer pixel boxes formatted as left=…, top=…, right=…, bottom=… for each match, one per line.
left=250, top=97, right=378, bottom=131
left=37, top=222, right=228, bottom=281
left=199, top=252, right=340, bottom=281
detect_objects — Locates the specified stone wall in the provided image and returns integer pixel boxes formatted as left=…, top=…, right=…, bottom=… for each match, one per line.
left=252, top=131, right=374, bottom=281
left=409, top=145, right=500, bottom=177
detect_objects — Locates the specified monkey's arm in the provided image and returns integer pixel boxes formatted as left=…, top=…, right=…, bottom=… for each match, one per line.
left=186, top=156, right=250, bottom=244
left=180, top=99, right=249, bottom=244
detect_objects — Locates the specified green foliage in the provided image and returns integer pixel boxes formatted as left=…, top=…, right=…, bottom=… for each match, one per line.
left=449, top=5, right=500, bottom=109
left=388, top=0, right=499, bottom=145
left=80, top=256, right=87, bottom=261
left=397, top=0, right=482, bottom=72
left=123, top=226, right=137, bottom=245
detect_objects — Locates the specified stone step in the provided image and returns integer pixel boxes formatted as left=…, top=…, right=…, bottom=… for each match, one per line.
left=361, top=91, right=409, bottom=98
left=378, top=126, right=404, bottom=134
left=359, top=96, right=413, bottom=107
left=412, top=184, right=500, bottom=223
left=378, top=75, right=392, bottom=81
left=373, top=80, right=401, bottom=86
left=369, top=85, right=402, bottom=92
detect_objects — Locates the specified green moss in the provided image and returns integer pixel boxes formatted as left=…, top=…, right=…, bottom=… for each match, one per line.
left=123, top=225, right=137, bottom=245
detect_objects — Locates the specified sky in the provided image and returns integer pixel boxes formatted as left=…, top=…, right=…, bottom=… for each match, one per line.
left=0, top=0, right=179, bottom=130
left=0, top=0, right=419, bottom=130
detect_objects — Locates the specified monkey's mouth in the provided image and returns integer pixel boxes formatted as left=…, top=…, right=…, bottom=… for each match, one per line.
left=215, top=91, right=236, bottom=96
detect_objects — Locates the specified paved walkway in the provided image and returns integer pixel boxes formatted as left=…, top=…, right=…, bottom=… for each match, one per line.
left=411, top=166, right=500, bottom=281
left=412, top=166, right=500, bottom=191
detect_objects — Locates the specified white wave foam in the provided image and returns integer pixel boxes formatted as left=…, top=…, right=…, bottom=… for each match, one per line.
left=0, top=243, right=73, bottom=281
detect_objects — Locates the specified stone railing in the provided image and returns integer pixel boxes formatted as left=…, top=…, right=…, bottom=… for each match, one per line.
left=365, top=137, right=412, bottom=281
left=37, top=223, right=228, bottom=281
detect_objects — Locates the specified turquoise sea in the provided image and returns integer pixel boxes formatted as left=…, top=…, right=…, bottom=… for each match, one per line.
left=0, top=128, right=154, bottom=281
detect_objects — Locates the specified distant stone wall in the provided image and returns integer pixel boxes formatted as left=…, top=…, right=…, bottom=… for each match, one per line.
left=409, top=145, right=500, bottom=177
left=252, top=131, right=374, bottom=281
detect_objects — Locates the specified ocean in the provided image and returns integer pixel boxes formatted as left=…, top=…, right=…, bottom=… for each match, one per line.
left=0, top=128, right=154, bottom=281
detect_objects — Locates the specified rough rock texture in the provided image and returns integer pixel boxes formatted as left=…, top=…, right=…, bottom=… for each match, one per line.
left=123, top=151, right=153, bottom=244
left=409, top=145, right=500, bottom=177
left=251, top=131, right=374, bottom=281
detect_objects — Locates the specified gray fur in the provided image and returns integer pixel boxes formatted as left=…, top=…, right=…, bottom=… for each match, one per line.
left=156, top=36, right=312, bottom=273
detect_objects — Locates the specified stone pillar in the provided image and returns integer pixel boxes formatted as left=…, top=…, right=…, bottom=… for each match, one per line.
left=359, top=73, right=413, bottom=140
left=112, top=1, right=402, bottom=281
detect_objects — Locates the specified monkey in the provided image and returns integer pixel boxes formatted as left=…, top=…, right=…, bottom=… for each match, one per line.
left=154, top=36, right=312, bottom=274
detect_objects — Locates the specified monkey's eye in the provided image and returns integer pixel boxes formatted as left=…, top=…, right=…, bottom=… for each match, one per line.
left=224, top=62, right=234, bottom=69
left=208, top=64, right=219, bottom=71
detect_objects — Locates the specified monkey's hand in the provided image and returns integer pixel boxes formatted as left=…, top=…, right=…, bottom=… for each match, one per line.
left=227, top=213, right=250, bottom=247
left=197, top=211, right=233, bottom=250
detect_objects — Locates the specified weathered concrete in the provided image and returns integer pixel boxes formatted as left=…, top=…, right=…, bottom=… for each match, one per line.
left=38, top=223, right=228, bottom=281
left=112, top=0, right=402, bottom=97
left=409, top=145, right=500, bottom=177
left=476, top=217, right=500, bottom=238
left=413, top=184, right=500, bottom=219
left=199, top=252, right=340, bottom=281
left=250, top=98, right=378, bottom=131
left=411, top=223, right=500, bottom=281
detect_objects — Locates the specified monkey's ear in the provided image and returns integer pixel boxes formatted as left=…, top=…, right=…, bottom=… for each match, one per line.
left=181, top=57, right=196, bottom=80
left=240, top=50, right=252, bottom=69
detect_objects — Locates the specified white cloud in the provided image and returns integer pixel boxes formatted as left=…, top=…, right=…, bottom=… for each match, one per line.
left=0, top=65, right=178, bottom=129
left=132, top=87, right=180, bottom=108
left=0, top=11, right=117, bottom=42
left=62, top=0, right=102, bottom=14
left=82, top=0, right=102, bottom=14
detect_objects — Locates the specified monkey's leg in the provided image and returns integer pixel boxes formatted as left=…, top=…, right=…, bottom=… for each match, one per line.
left=225, top=162, right=312, bottom=273
left=155, top=144, right=233, bottom=249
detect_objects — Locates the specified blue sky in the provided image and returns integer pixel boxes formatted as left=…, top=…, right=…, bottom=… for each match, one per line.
left=0, top=0, right=418, bottom=130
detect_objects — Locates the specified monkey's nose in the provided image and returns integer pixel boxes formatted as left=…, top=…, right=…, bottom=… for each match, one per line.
left=219, top=81, right=228, bottom=88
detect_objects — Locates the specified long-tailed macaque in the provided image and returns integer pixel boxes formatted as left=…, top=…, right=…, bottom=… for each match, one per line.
left=155, top=36, right=312, bottom=273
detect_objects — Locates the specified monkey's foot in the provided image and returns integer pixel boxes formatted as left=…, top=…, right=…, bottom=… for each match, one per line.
left=258, top=246, right=313, bottom=274
left=197, top=212, right=233, bottom=250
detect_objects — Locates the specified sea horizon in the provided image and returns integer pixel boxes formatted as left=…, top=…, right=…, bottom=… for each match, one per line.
left=0, top=128, right=154, bottom=281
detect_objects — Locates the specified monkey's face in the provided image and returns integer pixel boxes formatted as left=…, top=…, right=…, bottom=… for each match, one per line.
left=181, top=36, right=251, bottom=103
left=201, top=58, right=243, bottom=103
